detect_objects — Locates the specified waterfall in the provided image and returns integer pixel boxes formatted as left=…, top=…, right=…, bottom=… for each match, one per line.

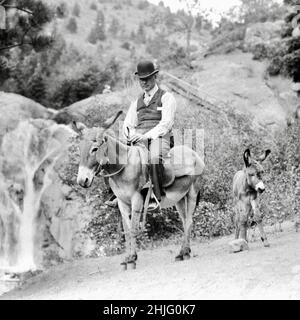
left=0, top=119, right=73, bottom=273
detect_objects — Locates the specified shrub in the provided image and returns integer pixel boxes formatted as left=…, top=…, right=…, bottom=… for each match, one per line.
left=66, top=17, right=78, bottom=33
left=90, top=2, right=98, bottom=10
left=72, top=3, right=80, bottom=17
left=121, top=42, right=131, bottom=50
left=56, top=1, right=68, bottom=18
left=137, top=0, right=149, bottom=10
left=267, top=56, right=284, bottom=75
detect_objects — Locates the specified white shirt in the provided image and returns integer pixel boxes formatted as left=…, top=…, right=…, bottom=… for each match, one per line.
left=123, top=84, right=177, bottom=140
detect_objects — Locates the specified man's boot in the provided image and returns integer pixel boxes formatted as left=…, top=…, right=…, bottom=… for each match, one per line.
left=105, top=194, right=118, bottom=208
left=148, top=160, right=165, bottom=211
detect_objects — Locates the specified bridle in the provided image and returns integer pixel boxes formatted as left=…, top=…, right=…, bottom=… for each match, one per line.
left=94, top=136, right=127, bottom=178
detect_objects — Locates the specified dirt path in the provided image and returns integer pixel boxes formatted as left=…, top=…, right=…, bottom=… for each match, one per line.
left=1, top=221, right=300, bottom=300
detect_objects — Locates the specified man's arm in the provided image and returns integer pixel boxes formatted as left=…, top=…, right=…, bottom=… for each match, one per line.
left=143, top=92, right=177, bottom=140
left=123, top=100, right=138, bottom=139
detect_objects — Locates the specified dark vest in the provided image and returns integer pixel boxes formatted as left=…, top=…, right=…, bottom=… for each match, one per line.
left=136, top=88, right=166, bottom=132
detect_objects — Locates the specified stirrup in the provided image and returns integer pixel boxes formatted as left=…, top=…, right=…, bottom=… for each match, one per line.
left=147, top=193, right=160, bottom=212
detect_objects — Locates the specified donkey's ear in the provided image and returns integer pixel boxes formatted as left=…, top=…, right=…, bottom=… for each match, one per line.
left=71, top=121, right=86, bottom=136
left=102, top=110, right=123, bottom=129
left=259, top=149, right=271, bottom=162
left=243, top=149, right=251, bottom=167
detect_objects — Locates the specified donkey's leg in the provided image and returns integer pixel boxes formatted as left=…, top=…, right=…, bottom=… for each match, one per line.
left=127, top=192, right=144, bottom=266
left=234, top=201, right=240, bottom=239
left=175, top=189, right=197, bottom=261
left=238, top=200, right=249, bottom=242
left=250, top=199, right=270, bottom=247
left=117, top=199, right=133, bottom=267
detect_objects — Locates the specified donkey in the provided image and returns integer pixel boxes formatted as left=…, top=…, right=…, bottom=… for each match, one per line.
left=73, top=111, right=205, bottom=269
left=233, top=148, right=271, bottom=247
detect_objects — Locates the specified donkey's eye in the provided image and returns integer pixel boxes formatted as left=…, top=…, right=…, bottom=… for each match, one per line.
left=91, top=147, right=98, bottom=154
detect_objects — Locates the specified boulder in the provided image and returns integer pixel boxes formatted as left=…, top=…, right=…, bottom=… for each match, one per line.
left=228, top=239, right=249, bottom=253
left=0, top=92, right=55, bottom=144
left=52, top=90, right=132, bottom=128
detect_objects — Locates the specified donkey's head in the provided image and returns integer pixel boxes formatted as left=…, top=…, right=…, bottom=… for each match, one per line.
left=243, top=148, right=271, bottom=194
left=73, top=111, right=123, bottom=188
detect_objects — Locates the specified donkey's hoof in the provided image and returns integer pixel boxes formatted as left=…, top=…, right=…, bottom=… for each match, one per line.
left=127, top=261, right=136, bottom=270
left=229, top=239, right=249, bottom=253
left=175, top=255, right=184, bottom=262
left=263, top=241, right=270, bottom=248
left=120, top=262, right=127, bottom=271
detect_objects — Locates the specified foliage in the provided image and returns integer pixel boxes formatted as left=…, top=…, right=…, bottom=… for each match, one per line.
left=90, top=2, right=98, bottom=11
left=0, top=0, right=54, bottom=83
left=266, top=1, right=300, bottom=79
left=87, top=10, right=106, bottom=44
left=193, top=203, right=234, bottom=238
left=72, top=3, right=81, bottom=17
left=51, top=58, right=120, bottom=109
left=237, top=0, right=286, bottom=24
left=121, top=41, right=131, bottom=50
left=136, top=23, right=147, bottom=43
left=206, top=26, right=246, bottom=56
left=66, top=17, right=78, bottom=34
left=137, top=0, right=150, bottom=10
left=56, top=1, right=68, bottom=18
left=108, top=17, right=120, bottom=36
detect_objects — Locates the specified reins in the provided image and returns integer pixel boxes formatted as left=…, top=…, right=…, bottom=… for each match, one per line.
left=98, top=164, right=126, bottom=178
left=95, top=135, right=128, bottom=178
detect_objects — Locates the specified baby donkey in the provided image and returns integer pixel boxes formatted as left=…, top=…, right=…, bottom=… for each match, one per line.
left=233, top=149, right=271, bottom=247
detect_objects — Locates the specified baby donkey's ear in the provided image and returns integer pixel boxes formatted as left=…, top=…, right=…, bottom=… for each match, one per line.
left=243, top=149, right=251, bottom=168
left=259, top=149, right=271, bottom=162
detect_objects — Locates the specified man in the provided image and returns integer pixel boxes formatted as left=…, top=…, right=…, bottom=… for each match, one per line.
left=123, top=60, right=177, bottom=208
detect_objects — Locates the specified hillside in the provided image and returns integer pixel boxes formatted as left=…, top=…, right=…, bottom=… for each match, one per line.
left=2, top=221, right=300, bottom=300
left=43, top=0, right=206, bottom=66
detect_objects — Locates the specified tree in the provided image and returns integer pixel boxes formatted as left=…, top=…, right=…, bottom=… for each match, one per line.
left=136, top=23, right=146, bottom=43
left=0, top=0, right=54, bottom=83
left=281, top=0, right=300, bottom=82
left=56, top=1, right=68, bottom=18
left=90, top=2, right=98, bottom=11
left=96, top=10, right=106, bottom=41
left=66, top=17, right=78, bottom=33
left=266, top=1, right=300, bottom=80
left=109, top=17, right=120, bottom=36
left=238, top=0, right=285, bottom=24
left=175, top=0, right=200, bottom=68
left=87, top=10, right=106, bottom=43
left=72, top=2, right=80, bottom=17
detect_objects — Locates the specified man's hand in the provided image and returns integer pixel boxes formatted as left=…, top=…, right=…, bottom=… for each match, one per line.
left=128, top=133, right=148, bottom=144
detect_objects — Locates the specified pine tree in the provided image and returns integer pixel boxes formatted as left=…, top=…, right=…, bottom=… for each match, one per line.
left=109, top=17, right=120, bottom=36
left=87, top=10, right=106, bottom=43
left=0, top=0, right=54, bottom=83
left=66, top=17, right=78, bottom=33
left=136, top=23, right=146, bottom=43
left=72, top=3, right=81, bottom=17
left=96, top=10, right=106, bottom=41
left=28, top=73, right=47, bottom=104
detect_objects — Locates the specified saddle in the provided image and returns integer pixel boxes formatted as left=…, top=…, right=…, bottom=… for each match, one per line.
left=161, top=164, right=175, bottom=188
left=138, top=145, right=205, bottom=191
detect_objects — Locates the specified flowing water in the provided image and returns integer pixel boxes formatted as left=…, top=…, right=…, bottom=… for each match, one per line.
left=0, top=119, right=73, bottom=294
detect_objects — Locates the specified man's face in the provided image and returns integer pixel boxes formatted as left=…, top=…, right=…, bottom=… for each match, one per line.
left=139, top=75, right=156, bottom=92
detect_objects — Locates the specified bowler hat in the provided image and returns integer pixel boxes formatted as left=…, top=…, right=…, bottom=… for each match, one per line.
left=135, top=61, right=159, bottom=79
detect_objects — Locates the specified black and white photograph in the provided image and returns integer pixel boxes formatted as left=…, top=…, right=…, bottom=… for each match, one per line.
left=0, top=0, right=300, bottom=301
